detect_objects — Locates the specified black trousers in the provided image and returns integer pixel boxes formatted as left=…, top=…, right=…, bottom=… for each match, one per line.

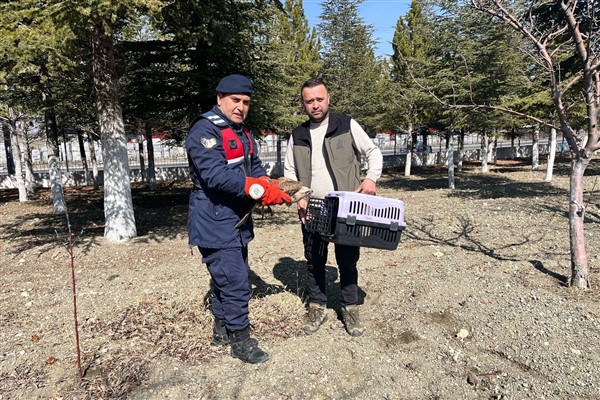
left=302, top=226, right=360, bottom=306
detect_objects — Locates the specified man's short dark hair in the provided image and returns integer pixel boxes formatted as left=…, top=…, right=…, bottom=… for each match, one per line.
left=301, top=77, right=328, bottom=95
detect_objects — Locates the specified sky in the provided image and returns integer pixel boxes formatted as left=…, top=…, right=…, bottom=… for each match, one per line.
left=302, top=0, right=412, bottom=58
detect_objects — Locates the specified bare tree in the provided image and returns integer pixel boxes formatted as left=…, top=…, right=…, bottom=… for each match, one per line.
left=470, top=0, right=600, bottom=288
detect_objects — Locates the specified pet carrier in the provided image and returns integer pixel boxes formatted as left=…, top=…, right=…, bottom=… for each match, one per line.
left=305, top=191, right=406, bottom=250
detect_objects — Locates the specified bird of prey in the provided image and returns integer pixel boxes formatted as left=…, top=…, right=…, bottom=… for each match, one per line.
left=235, top=177, right=312, bottom=227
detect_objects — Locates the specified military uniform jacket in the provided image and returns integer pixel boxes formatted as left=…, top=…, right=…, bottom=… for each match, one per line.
left=185, top=106, right=267, bottom=248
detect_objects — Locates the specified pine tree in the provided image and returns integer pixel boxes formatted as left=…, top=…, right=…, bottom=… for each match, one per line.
left=0, top=0, right=76, bottom=207
left=390, top=0, right=436, bottom=172
left=427, top=3, right=532, bottom=170
left=260, top=0, right=321, bottom=134
left=47, top=0, right=166, bottom=241
left=318, top=0, right=386, bottom=132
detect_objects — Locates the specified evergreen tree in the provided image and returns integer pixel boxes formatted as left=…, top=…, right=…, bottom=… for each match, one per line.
left=428, top=2, right=532, bottom=168
left=390, top=0, right=437, bottom=171
left=156, top=0, right=282, bottom=133
left=0, top=0, right=77, bottom=207
left=47, top=0, right=166, bottom=241
left=318, top=0, right=386, bottom=132
left=260, top=0, right=321, bottom=134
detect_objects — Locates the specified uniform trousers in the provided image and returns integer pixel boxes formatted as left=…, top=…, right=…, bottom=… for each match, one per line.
left=199, top=246, right=251, bottom=331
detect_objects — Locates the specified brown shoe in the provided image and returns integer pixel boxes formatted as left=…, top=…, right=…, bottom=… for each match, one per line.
left=303, top=302, right=327, bottom=334
left=341, top=305, right=364, bottom=337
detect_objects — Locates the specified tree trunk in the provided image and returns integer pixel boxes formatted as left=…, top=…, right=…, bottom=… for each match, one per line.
left=42, top=95, right=65, bottom=205
left=404, top=123, right=413, bottom=176
left=91, top=21, right=137, bottom=241
left=544, top=128, right=557, bottom=182
left=45, top=109, right=60, bottom=157
left=569, top=158, right=590, bottom=288
left=421, top=131, right=428, bottom=167
left=8, top=108, right=27, bottom=202
left=448, top=140, right=455, bottom=189
left=61, top=129, right=70, bottom=172
left=444, top=132, right=450, bottom=166
left=3, top=121, right=15, bottom=174
left=138, top=134, right=146, bottom=182
left=274, top=135, right=284, bottom=177
left=18, top=120, right=36, bottom=196
left=532, top=126, right=540, bottom=170
left=492, top=136, right=498, bottom=165
left=481, top=130, right=489, bottom=172
left=48, top=156, right=66, bottom=214
left=41, top=65, right=60, bottom=158
left=510, top=129, right=516, bottom=160
left=77, top=130, right=90, bottom=186
left=457, top=128, right=464, bottom=173
left=145, top=125, right=157, bottom=191
left=87, top=135, right=100, bottom=190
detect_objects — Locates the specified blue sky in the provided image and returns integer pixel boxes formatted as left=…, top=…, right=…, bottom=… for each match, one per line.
left=302, top=0, right=412, bottom=58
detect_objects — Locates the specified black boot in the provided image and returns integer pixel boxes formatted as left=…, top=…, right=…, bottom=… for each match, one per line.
left=228, top=327, right=269, bottom=364
left=211, top=318, right=258, bottom=347
left=210, top=318, right=229, bottom=346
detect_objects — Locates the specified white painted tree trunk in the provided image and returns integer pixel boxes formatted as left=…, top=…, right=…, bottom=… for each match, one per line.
left=481, top=133, right=489, bottom=173
left=532, top=127, right=540, bottom=170
left=42, top=105, right=66, bottom=211
left=544, top=128, right=557, bottom=182
left=18, top=122, right=36, bottom=196
left=8, top=111, right=27, bottom=202
left=48, top=156, right=66, bottom=214
left=448, top=142, right=455, bottom=189
left=404, top=124, right=413, bottom=176
left=92, top=21, right=137, bottom=242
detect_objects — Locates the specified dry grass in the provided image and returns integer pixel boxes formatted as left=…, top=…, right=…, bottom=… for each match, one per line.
left=44, top=294, right=304, bottom=398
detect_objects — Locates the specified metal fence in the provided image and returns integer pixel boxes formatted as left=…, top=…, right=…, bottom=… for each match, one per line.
left=1, top=133, right=555, bottom=176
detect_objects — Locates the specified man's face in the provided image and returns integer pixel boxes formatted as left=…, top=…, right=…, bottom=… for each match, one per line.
left=217, top=93, right=251, bottom=124
left=301, top=84, right=330, bottom=123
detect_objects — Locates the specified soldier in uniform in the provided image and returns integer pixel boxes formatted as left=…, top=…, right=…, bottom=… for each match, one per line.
left=186, top=74, right=290, bottom=364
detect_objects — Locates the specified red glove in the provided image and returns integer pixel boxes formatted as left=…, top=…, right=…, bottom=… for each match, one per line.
left=261, top=185, right=291, bottom=206
left=244, top=177, right=268, bottom=200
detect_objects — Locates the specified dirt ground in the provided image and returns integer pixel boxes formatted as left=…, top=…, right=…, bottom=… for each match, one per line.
left=2, top=158, right=600, bottom=400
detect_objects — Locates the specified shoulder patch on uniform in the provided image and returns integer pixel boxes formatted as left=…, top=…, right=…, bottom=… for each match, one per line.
left=200, top=137, right=217, bottom=148
left=205, top=114, right=228, bottom=127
